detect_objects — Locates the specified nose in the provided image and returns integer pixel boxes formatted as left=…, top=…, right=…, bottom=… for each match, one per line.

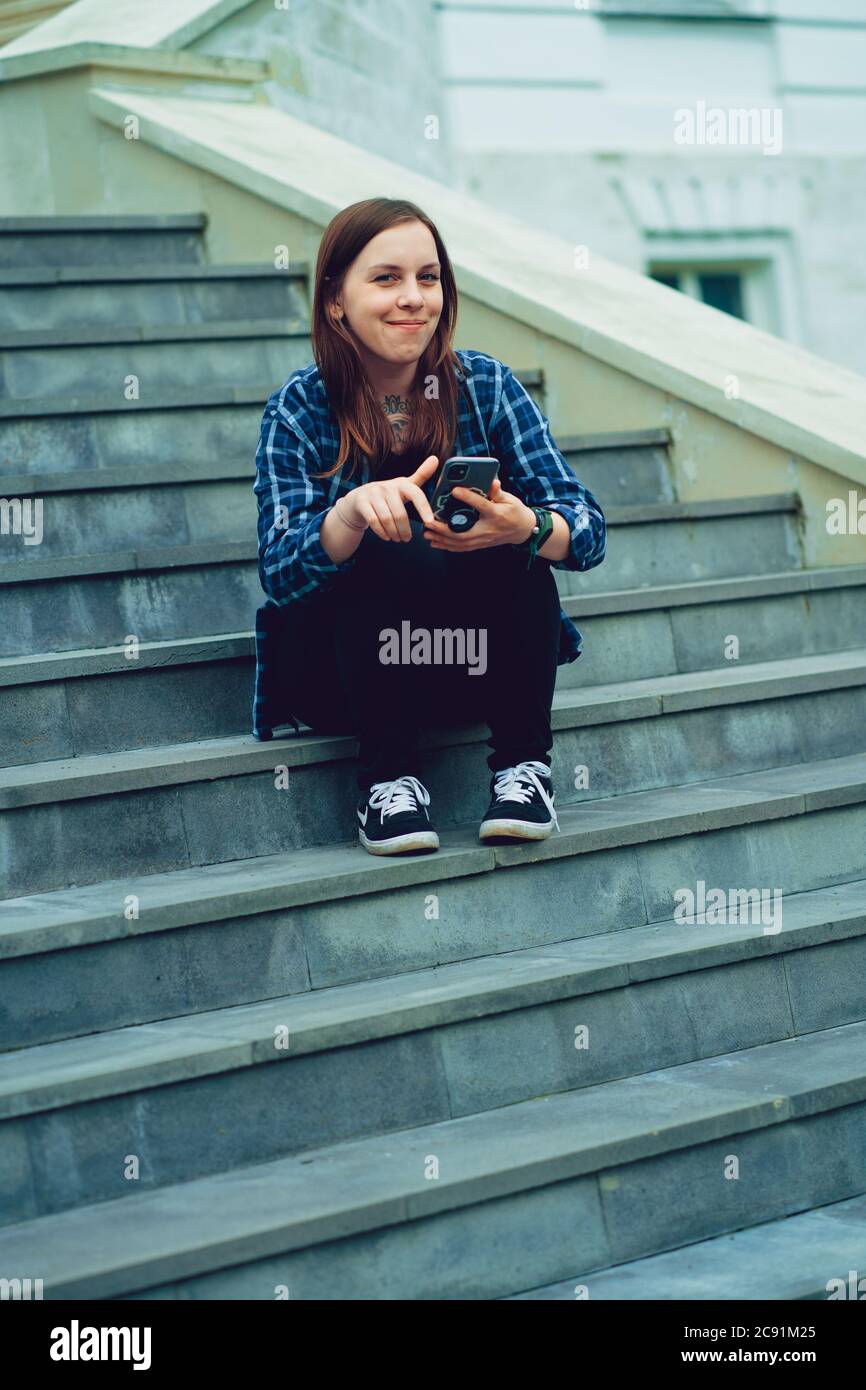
left=395, top=278, right=425, bottom=308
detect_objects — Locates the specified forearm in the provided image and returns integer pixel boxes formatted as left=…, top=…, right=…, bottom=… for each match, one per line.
left=319, top=499, right=369, bottom=564
left=532, top=507, right=571, bottom=563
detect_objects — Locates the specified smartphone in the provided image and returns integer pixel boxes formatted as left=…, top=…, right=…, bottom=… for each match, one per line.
left=430, top=456, right=499, bottom=531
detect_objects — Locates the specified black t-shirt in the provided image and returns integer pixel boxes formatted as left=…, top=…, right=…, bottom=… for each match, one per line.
left=369, top=444, right=425, bottom=481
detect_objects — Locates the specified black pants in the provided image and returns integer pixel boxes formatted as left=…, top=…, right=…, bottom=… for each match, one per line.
left=287, top=520, right=562, bottom=792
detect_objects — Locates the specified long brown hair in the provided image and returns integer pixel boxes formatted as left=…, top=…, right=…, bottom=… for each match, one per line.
left=309, top=198, right=462, bottom=482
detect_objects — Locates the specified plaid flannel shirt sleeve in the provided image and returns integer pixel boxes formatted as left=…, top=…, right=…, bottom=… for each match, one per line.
left=254, top=392, right=360, bottom=605
left=489, top=363, right=606, bottom=573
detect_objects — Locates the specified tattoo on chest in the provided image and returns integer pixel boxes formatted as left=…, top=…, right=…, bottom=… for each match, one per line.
left=382, top=393, right=411, bottom=450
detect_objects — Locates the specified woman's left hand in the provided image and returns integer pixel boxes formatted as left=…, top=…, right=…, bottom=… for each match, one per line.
left=422, top=480, right=536, bottom=550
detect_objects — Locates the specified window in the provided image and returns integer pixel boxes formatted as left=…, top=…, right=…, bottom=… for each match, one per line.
left=650, top=265, right=746, bottom=319
left=644, top=235, right=801, bottom=342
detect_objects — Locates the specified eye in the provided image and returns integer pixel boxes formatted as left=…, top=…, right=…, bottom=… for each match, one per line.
left=373, top=272, right=440, bottom=283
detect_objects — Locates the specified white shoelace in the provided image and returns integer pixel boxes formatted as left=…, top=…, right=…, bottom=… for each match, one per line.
left=368, top=774, right=431, bottom=820
left=491, top=760, right=560, bottom=830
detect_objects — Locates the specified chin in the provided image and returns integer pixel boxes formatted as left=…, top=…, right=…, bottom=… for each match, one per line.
left=384, top=342, right=425, bottom=360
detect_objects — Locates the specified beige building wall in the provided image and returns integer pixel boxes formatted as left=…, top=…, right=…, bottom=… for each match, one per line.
left=191, top=0, right=452, bottom=181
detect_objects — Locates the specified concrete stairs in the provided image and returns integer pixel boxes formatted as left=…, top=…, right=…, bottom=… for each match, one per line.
left=508, top=1191, right=866, bottom=1301
left=1, top=214, right=865, bottom=1299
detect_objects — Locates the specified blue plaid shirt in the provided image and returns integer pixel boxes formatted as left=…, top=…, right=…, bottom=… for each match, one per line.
left=252, top=348, right=606, bottom=737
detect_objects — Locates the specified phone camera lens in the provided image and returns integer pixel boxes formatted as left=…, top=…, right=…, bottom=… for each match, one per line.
left=448, top=464, right=468, bottom=480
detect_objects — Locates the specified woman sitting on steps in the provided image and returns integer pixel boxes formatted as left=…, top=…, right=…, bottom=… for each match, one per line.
left=253, top=196, right=606, bottom=856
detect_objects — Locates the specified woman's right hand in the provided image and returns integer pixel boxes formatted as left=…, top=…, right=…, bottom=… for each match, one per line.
left=340, top=455, right=439, bottom=541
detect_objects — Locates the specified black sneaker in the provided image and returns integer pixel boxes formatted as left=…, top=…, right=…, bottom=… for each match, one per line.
left=357, top=774, right=440, bottom=855
left=479, top=759, right=560, bottom=843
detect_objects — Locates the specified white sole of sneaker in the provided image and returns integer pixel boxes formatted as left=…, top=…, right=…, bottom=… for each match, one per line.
left=478, top=817, right=554, bottom=841
left=359, top=828, right=440, bottom=855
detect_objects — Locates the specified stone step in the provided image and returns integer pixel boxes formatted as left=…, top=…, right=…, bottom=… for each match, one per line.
left=561, top=493, right=803, bottom=597
left=1, top=752, right=864, bottom=1025
left=0, top=263, right=309, bottom=331
left=1, top=1020, right=864, bottom=1298
left=552, top=428, right=674, bottom=507
left=506, top=1191, right=866, bottom=1300
left=3, top=567, right=864, bottom=763
left=3, top=657, right=865, bottom=895
left=3, top=639, right=866, bottom=804
left=559, top=564, right=866, bottom=688
left=0, top=499, right=803, bottom=656
left=0, top=214, right=206, bottom=269
left=0, top=549, right=263, bottom=659
left=0, top=489, right=797, bottom=581
left=0, top=322, right=311, bottom=400
left=0, top=433, right=672, bottom=563
left=1, top=427, right=674, bottom=508
left=0, top=372, right=543, bottom=475
left=2, top=879, right=864, bottom=1227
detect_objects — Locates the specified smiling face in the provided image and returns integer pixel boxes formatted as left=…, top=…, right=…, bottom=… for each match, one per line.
left=329, top=219, right=444, bottom=377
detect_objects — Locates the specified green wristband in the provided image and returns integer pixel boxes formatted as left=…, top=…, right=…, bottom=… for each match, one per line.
left=521, top=507, right=554, bottom=569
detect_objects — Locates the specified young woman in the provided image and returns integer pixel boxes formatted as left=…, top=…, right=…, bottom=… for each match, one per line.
left=253, top=197, right=606, bottom=856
